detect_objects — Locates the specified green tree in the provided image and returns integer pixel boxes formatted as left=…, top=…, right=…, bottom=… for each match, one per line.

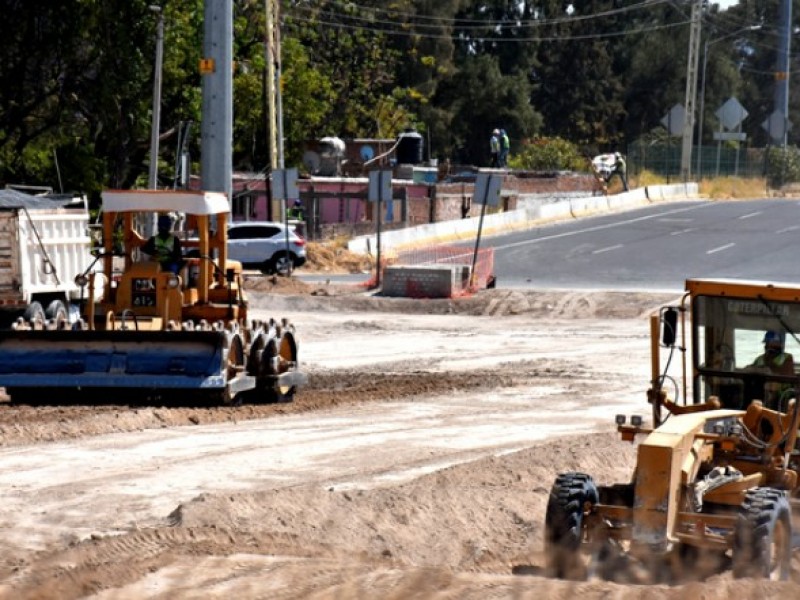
left=509, top=136, right=588, bottom=171
left=433, top=54, right=540, bottom=165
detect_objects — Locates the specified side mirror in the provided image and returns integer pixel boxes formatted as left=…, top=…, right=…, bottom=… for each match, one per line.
left=662, top=307, right=678, bottom=347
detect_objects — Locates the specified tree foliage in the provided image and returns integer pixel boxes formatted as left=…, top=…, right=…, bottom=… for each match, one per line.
left=509, top=136, right=588, bottom=172
left=0, top=0, right=793, bottom=192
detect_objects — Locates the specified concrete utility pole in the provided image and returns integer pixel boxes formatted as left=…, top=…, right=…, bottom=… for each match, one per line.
left=681, top=0, right=702, bottom=181
left=774, top=0, right=793, bottom=147
left=200, top=0, right=233, bottom=198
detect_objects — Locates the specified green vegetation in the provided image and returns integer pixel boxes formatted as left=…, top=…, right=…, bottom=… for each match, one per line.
left=508, top=137, right=588, bottom=172
left=0, top=0, right=792, bottom=198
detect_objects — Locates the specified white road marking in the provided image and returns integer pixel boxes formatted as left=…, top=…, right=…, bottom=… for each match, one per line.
left=492, top=203, right=711, bottom=251
left=670, top=228, right=695, bottom=236
left=777, top=225, right=799, bottom=234
left=707, top=243, right=735, bottom=255
left=592, top=244, right=623, bottom=255
left=738, top=211, right=761, bottom=220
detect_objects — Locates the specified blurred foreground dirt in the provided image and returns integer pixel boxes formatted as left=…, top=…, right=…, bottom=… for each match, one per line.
left=0, top=285, right=798, bottom=599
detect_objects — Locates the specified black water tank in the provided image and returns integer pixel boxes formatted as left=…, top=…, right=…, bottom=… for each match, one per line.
left=396, top=129, right=424, bottom=165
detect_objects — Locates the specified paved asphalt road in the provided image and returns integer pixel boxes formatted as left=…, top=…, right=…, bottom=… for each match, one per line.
left=483, top=198, right=800, bottom=292
left=294, top=198, right=800, bottom=292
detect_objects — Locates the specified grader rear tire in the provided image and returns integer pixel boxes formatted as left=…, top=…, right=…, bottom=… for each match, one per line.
left=544, top=472, right=599, bottom=580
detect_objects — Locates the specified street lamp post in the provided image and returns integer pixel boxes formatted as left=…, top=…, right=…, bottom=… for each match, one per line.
left=696, top=25, right=761, bottom=178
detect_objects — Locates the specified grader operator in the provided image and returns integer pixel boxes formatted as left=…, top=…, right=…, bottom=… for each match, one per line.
left=545, top=278, right=800, bottom=582
left=0, top=189, right=305, bottom=404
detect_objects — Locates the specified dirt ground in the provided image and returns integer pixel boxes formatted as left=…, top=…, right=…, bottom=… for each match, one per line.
left=1, top=281, right=799, bottom=599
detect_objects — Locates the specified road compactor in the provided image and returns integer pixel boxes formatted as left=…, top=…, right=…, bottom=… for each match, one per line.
left=546, top=278, right=800, bottom=582
left=0, top=189, right=306, bottom=404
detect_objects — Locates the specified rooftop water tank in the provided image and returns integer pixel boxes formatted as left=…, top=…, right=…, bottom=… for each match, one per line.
left=396, top=129, right=424, bottom=165
left=316, top=136, right=346, bottom=176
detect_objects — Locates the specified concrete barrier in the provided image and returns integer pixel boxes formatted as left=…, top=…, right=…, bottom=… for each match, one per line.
left=348, top=183, right=699, bottom=255
left=382, top=264, right=470, bottom=298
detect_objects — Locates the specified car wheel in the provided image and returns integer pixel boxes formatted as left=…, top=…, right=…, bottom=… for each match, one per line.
left=270, top=252, right=294, bottom=276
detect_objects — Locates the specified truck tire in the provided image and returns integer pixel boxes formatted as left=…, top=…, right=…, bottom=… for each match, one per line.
left=45, top=300, right=68, bottom=324
left=22, top=301, right=45, bottom=324
left=732, top=487, right=791, bottom=580
left=545, top=471, right=599, bottom=580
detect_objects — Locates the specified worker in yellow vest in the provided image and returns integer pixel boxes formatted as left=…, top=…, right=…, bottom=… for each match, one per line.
left=142, top=214, right=183, bottom=274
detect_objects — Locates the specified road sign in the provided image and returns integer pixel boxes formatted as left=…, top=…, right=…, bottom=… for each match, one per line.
left=271, top=168, right=298, bottom=200
left=715, top=97, right=747, bottom=131
left=762, top=110, right=793, bottom=142
left=713, top=132, right=747, bottom=142
left=473, top=173, right=502, bottom=207
left=660, top=104, right=685, bottom=137
left=368, top=170, right=392, bottom=203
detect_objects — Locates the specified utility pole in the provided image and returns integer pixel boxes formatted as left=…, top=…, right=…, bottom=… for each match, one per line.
left=265, top=0, right=285, bottom=220
left=148, top=5, right=164, bottom=191
left=200, top=0, right=233, bottom=198
left=265, top=0, right=278, bottom=171
left=680, top=0, right=702, bottom=181
left=145, top=4, right=164, bottom=238
left=775, top=0, right=793, bottom=148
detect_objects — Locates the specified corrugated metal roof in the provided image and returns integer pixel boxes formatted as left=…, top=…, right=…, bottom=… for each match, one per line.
left=0, top=189, right=84, bottom=210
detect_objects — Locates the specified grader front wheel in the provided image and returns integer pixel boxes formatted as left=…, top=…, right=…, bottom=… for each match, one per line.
left=732, top=488, right=792, bottom=581
left=545, top=472, right=600, bottom=580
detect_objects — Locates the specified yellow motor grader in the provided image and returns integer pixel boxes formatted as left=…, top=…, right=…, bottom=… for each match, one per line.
left=546, top=278, right=800, bottom=582
left=0, top=189, right=306, bottom=404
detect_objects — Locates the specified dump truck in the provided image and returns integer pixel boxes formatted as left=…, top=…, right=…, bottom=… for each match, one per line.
left=545, top=278, right=800, bottom=582
left=0, top=189, right=94, bottom=326
left=0, top=189, right=306, bottom=404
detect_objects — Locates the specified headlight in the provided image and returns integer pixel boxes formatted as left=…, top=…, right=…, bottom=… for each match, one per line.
left=630, top=415, right=643, bottom=427
left=166, top=275, right=180, bottom=289
left=74, top=274, right=89, bottom=287
left=615, top=414, right=626, bottom=425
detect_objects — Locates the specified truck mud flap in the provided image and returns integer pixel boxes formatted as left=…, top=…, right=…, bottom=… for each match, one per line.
left=0, top=329, right=228, bottom=390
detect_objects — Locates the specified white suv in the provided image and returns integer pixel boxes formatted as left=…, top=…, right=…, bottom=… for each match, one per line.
left=226, top=221, right=307, bottom=275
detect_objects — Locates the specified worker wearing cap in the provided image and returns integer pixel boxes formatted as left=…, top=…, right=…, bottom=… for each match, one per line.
left=609, top=152, right=629, bottom=191
left=746, top=330, right=796, bottom=408
left=749, top=330, right=795, bottom=376
left=141, top=214, right=183, bottom=274
left=489, top=129, right=501, bottom=167
left=287, top=199, right=305, bottom=221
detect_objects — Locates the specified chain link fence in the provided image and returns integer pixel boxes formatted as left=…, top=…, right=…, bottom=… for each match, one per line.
left=628, top=141, right=772, bottom=181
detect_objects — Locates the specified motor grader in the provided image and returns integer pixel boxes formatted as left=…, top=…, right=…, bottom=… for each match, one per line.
left=545, top=278, right=800, bottom=582
left=0, top=189, right=306, bottom=404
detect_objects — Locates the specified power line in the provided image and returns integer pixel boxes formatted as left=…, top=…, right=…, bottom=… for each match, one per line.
left=284, top=11, right=693, bottom=44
